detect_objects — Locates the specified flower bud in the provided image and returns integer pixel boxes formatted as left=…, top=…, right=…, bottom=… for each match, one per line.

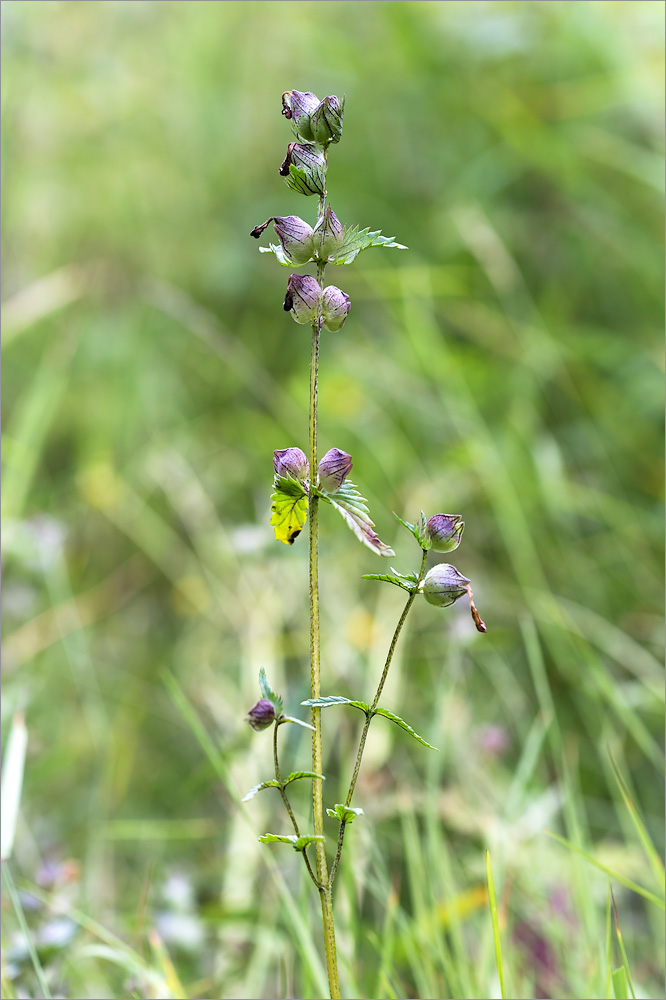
left=421, top=564, right=470, bottom=608
left=311, top=95, right=344, bottom=145
left=281, top=90, right=320, bottom=141
left=283, top=274, right=322, bottom=325
left=246, top=698, right=276, bottom=731
left=314, top=206, right=344, bottom=261
left=250, top=216, right=314, bottom=265
left=424, top=514, right=464, bottom=553
left=322, top=285, right=351, bottom=332
left=318, top=448, right=352, bottom=493
left=273, top=447, right=310, bottom=481
left=279, top=142, right=326, bottom=197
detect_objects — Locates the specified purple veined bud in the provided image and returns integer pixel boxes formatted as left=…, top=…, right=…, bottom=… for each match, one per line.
left=422, top=564, right=487, bottom=632
left=311, top=94, right=345, bottom=145
left=279, top=142, right=326, bottom=197
left=424, top=514, right=465, bottom=553
left=318, top=448, right=352, bottom=493
left=273, top=447, right=310, bottom=481
left=283, top=273, right=322, bottom=325
left=281, top=90, right=320, bottom=141
left=250, top=216, right=315, bottom=265
left=246, top=698, right=277, bottom=732
left=421, top=564, right=470, bottom=608
left=314, top=206, right=344, bottom=260
left=321, top=285, right=351, bottom=332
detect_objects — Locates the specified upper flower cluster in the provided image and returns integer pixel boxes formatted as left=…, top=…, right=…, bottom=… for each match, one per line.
left=281, top=90, right=344, bottom=145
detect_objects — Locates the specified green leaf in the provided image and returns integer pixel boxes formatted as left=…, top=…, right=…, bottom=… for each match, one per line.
left=486, top=850, right=507, bottom=1000
left=326, top=803, right=364, bottom=824
left=258, top=242, right=301, bottom=266
left=612, top=967, right=629, bottom=1000
left=545, top=830, right=665, bottom=909
left=259, top=833, right=299, bottom=845
left=319, top=480, right=394, bottom=557
left=301, top=695, right=370, bottom=714
left=241, top=779, right=280, bottom=802
left=283, top=771, right=325, bottom=787
left=280, top=715, right=316, bottom=731
left=258, top=667, right=284, bottom=717
left=258, top=832, right=325, bottom=852
left=270, top=476, right=308, bottom=545
left=362, top=567, right=419, bottom=593
left=373, top=707, right=439, bottom=750
left=394, top=510, right=428, bottom=548
left=244, top=772, right=324, bottom=801
left=327, top=224, right=408, bottom=265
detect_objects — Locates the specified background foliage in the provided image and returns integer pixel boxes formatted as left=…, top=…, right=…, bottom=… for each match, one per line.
left=2, top=2, right=664, bottom=998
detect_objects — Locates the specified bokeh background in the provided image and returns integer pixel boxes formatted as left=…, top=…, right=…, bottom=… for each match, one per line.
left=2, top=2, right=664, bottom=999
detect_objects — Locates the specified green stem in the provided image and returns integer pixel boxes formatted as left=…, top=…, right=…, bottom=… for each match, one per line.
left=328, top=549, right=428, bottom=889
left=310, top=146, right=340, bottom=1000
left=273, top=722, right=320, bottom=889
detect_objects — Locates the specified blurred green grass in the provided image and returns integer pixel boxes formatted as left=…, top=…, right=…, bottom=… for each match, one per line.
left=1, top=2, right=664, bottom=998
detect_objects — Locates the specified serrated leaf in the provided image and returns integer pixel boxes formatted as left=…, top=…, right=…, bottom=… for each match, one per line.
left=320, top=480, right=394, bottom=557
left=258, top=832, right=325, bottom=852
left=258, top=833, right=299, bottom=845
left=326, top=803, right=364, bottom=824
left=283, top=771, right=325, bottom=787
left=280, top=715, right=316, bottom=731
left=242, top=779, right=281, bottom=802
left=301, top=695, right=370, bottom=713
left=293, top=834, right=325, bottom=851
left=394, top=510, right=428, bottom=547
left=327, top=480, right=370, bottom=514
left=327, top=224, right=408, bottom=265
left=362, top=569, right=418, bottom=593
left=258, top=242, right=302, bottom=266
left=374, top=707, right=439, bottom=750
left=270, top=477, right=308, bottom=545
left=258, top=667, right=284, bottom=717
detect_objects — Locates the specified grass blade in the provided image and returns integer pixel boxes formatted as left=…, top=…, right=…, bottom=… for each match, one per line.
left=1, top=712, right=28, bottom=861
left=2, top=865, right=52, bottom=1000
left=545, top=830, right=665, bottom=909
left=608, top=749, right=665, bottom=885
left=486, top=850, right=507, bottom=999
left=611, top=888, right=637, bottom=1000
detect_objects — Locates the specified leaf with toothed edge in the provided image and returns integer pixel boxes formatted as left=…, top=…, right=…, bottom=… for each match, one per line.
left=301, top=696, right=370, bottom=713
left=318, top=480, right=394, bottom=557
left=327, top=803, right=364, bottom=823
left=270, top=476, right=308, bottom=546
left=374, top=707, right=439, bottom=750
left=258, top=667, right=283, bottom=717
left=280, top=715, right=315, bottom=731
left=362, top=567, right=419, bottom=593
left=394, top=510, right=428, bottom=548
left=258, top=833, right=325, bottom=851
left=243, top=772, right=323, bottom=802
left=259, top=243, right=314, bottom=267
left=327, top=225, right=407, bottom=265
left=242, top=780, right=281, bottom=802
left=282, top=771, right=325, bottom=787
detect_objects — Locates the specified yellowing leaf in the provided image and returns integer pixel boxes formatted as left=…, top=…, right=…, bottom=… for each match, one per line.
left=270, top=480, right=309, bottom=545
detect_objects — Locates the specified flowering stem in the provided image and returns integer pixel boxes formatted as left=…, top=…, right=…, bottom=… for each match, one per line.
left=309, top=147, right=341, bottom=1000
left=328, top=549, right=429, bottom=889
left=273, top=722, right=320, bottom=889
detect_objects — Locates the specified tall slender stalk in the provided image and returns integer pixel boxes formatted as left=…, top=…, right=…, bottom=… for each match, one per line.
left=248, top=90, right=484, bottom=1000
left=308, top=170, right=341, bottom=999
